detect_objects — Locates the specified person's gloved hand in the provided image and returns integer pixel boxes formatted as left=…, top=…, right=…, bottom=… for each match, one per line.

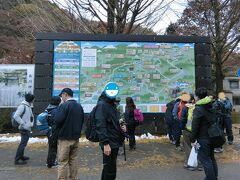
left=191, top=141, right=197, bottom=147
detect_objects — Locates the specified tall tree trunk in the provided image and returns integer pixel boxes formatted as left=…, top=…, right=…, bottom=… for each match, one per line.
left=212, top=0, right=223, bottom=93
left=116, top=16, right=124, bottom=34
left=215, top=53, right=224, bottom=93
left=107, top=0, right=115, bottom=34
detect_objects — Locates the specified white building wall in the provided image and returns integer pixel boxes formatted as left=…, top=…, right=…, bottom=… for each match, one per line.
left=223, top=77, right=240, bottom=112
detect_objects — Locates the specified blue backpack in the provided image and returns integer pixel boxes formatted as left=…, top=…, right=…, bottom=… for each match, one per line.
left=36, top=110, right=49, bottom=133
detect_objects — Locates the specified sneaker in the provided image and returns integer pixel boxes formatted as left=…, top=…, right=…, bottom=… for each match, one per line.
left=51, top=162, right=58, bottom=168
left=214, top=148, right=223, bottom=153
left=170, top=140, right=176, bottom=145
left=15, top=160, right=27, bottom=165
left=46, top=162, right=58, bottom=168
left=197, top=166, right=203, bottom=171
left=187, top=166, right=196, bottom=171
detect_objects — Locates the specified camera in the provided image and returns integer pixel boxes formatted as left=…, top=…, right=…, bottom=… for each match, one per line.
left=119, top=118, right=128, bottom=138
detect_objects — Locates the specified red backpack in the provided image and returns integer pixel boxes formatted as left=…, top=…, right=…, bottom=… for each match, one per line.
left=134, top=108, right=144, bottom=125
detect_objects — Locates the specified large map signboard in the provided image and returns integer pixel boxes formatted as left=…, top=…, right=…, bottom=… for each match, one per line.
left=0, top=64, right=34, bottom=107
left=53, top=41, right=195, bottom=113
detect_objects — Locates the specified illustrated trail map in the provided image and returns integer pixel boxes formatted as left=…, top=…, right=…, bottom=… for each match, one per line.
left=53, top=41, right=195, bottom=113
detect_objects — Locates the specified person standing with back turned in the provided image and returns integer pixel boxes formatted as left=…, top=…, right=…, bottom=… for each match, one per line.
left=124, top=97, right=137, bottom=150
left=191, top=87, right=218, bottom=180
left=55, top=88, right=84, bottom=180
left=45, top=96, right=61, bottom=168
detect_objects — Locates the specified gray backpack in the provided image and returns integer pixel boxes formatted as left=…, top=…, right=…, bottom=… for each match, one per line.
left=11, top=105, right=26, bottom=128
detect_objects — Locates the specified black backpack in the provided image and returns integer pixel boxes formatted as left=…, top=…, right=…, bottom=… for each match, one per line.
left=85, top=105, right=99, bottom=142
left=201, top=107, right=226, bottom=148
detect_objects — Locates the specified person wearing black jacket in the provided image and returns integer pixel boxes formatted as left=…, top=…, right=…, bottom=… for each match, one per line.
left=124, top=97, right=137, bottom=150
left=191, top=87, right=218, bottom=180
left=165, top=98, right=180, bottom=144
left=95, top=91, right=125, bottom=180
left=45, top=96, right=61, bottom=168
left=55, top=88, right=84, bottom=180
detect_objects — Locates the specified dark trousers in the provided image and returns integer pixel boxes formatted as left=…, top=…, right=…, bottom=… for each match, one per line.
left=224, top=116, right=234, bottom=142
left=101, top=148, right=119, bottom=180
left=127, top=125, right=136, bottom=149
left=173, top=120, right=182, bottom=147
left=46, top=130, right=58, bottom=165
left=198, top=139, right=218, bottom=180
left=166, top=120, right=175, bottom=141
left=15, top=130, right=30, bottom=161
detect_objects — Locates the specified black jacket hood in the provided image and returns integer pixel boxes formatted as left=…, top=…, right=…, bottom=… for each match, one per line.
left=98, top=91, right=116, bottom=105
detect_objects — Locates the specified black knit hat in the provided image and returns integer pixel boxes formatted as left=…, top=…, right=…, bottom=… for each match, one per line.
left=195, top=87, right=208, bottom=99
left=25, top=93, right=35, bottom=103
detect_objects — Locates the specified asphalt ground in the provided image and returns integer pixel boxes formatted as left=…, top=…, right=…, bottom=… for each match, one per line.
left=0, top=134, right=239, bottom=180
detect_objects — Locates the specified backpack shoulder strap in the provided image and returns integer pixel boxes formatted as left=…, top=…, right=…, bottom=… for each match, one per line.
left=22, top=105, right=26, bottom=115
left=19, top=104, right=26, bottom=117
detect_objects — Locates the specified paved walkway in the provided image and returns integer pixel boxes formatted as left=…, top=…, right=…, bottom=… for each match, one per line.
left=0, top=139, right=239, bottom=180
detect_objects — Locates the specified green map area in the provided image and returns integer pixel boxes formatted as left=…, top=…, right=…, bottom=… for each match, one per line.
left=80, top=41, right=195, bottom=112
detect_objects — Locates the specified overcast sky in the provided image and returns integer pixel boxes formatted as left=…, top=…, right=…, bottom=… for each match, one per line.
left=54, top=0, right=188, bottom=34
left=154, top=0, right=187, bottom=34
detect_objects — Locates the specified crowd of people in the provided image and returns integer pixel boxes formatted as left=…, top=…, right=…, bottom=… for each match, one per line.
left=165, top=87, right=234, bottom=180
left=12, top=86, right=234, bottom=180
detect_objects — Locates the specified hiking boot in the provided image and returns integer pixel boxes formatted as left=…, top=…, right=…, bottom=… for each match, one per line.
left=129, top=145, right=135, bottom=151
left=228, top=141, right=233, bottom=145
left=20, top=156, right=30, bottom=161
left=15, top=160, right=27, bottom=165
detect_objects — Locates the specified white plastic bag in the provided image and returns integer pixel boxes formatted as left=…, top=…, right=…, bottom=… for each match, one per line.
left=187, top=146, right=198, bottom=167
